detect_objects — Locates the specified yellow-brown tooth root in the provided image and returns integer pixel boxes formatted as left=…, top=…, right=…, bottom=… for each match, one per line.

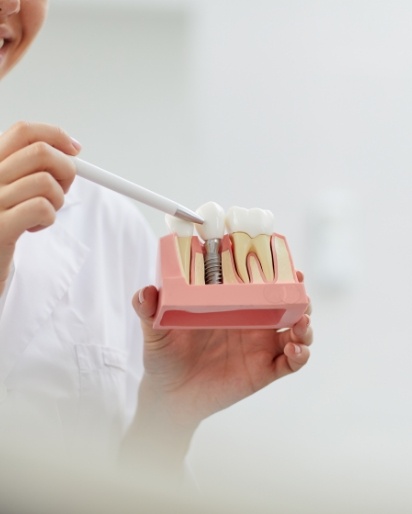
left=190, top=237, right=205, bottom=285
left=222, top=249, right=239, bottom=284
left=230, top=232, right=251, bottom=283
left=273, top=236, right=294, bottom=282
left=220, top=235, right=240, bottom=284
left=193, top=252, right=205, bottom=285
left=250, top=234, right=274, bottom=282
left=175, top=236, right=192, bottom=284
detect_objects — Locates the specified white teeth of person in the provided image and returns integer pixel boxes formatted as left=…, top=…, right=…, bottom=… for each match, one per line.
left=0, top=40, right=4, bottom=50
left=165, top=214, right=194, bottom=283
left=225, top=206, right=275, bottom=283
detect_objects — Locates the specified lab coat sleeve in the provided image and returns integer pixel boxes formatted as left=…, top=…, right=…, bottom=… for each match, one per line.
left=0, top=263, right=14, bottom=321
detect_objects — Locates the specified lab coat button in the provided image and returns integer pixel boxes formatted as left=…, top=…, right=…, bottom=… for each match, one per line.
left=0, top=384, right=8, bottom=403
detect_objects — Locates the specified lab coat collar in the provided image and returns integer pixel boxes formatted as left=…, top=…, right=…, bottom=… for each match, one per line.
left=0, top=197, right=89, bottom=382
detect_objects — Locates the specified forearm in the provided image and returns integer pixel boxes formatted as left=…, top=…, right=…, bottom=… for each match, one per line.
left=119, top=376, right=199, bottom=483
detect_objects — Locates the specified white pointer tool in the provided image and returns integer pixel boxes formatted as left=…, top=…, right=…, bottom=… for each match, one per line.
left=73, top=157, right=204, bottom=225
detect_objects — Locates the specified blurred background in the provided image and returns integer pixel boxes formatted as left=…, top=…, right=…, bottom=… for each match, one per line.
left=2, top=0, right=412, bottom=511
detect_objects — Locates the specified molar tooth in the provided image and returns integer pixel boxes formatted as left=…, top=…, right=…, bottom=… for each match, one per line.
left=226, top=206, right=252, bottom=283
left=226, top=206, right=275, bottom=283
left=229, top=232, right=252, bottom=283
left=248, top=208, right=275, bottom=282
left=165, top=214, right=193, bottom=284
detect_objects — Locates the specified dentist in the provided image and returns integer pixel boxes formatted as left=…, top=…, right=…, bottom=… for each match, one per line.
left=0, top=0, right=312, bottom=482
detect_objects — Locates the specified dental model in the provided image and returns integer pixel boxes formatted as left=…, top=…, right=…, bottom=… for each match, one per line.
left=165, top=214, right=193, bottom=284
left=153, top=203, right=308, bottom=329
left=225, top=206, right=275, bottom=283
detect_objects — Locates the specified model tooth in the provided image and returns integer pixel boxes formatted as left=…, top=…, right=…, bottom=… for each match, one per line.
left=248, top=208, right=275, bottom=281
left=165, top=214, right=193, bottom=284
left=225, top=206, right=250, bottom=234
left=195, top=201, right=226, bottom=241
left=195, top=202, right=225, bottom=284
left=225, top=206, right=252, bottom=282
left=229, top=232, right=252, bottom=283
left=225, top=206, right=275, bottom=283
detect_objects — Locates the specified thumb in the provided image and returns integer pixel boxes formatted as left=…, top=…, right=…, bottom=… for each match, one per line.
left=132, top=285, right=159, bottom=323
left=132, top=285, right=174, bottom=347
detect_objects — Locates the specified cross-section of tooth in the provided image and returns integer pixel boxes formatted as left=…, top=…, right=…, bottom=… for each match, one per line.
left=226, top=206, right=275, bottom=283
left=165, top=214, right=193, bottom=284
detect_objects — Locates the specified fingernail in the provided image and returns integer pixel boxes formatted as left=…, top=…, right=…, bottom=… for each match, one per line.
left=70, top=137, right=82, bottom=151
left=293, top=344, right=302, bottom=355
left=305, top=314, right=311, bottom=327
left=138, top=288, right=146, bottom=304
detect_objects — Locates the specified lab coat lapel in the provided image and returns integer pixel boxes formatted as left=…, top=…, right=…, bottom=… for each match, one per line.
left=0, top=192, right=90, bottom=382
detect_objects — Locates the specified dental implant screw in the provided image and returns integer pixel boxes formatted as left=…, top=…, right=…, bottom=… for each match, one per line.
left=204, top=238, right=223, bottom=284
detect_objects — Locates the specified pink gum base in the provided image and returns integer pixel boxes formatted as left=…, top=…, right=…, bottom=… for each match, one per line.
left=153, top=234, right=309, bottom=329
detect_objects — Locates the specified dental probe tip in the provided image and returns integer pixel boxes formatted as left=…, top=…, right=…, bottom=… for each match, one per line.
left=175, top=206, right=204, bottom=224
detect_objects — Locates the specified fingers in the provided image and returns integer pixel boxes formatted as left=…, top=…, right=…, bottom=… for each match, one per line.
left=0, top=141, right=77, bottom=192
left=282, top=342, right=311, bottom=373
left=0, top=122, right=81, bottom=249
left=132, top=285, right=172, bottom=347
left=271, top=311, right=313, bottom=378
left=291, top=314, right=313, bottom=345
left=296, top=270, right=304, bottom=282
left=0, top=172, right=65, bottom=211
left=132, top=285, right=159, bottom=324
left=0, top=198, right=58, bottom=242
left=0, top=121, right=81, bottom=163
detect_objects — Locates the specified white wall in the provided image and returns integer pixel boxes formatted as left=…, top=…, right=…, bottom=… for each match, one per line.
left=190, top=2, right=412, bottom=511
left=2, top=0, right=412, bottom=511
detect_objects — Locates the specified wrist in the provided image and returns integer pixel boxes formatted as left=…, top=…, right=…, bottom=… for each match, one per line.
left=120, top=375, right=199, bottom=473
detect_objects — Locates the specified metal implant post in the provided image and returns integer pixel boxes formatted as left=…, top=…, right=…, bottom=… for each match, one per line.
left=204, top=238, right=223, bottom=284
left=194, top=201, right=226, bottom=285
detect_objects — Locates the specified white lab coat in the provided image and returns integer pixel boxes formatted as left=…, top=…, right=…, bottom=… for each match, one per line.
left=0, top=177, right=157, bottom=462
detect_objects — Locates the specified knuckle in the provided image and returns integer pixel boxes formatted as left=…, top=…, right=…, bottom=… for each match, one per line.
left=34, top=171, right=55, bottom=190
left=11, top=120, right=33, bottom=138
left=29, top=141, right=51, bottom=160
left=32, top=197, right=55, bottom=224
left=33, top=172, right=64, bottom=209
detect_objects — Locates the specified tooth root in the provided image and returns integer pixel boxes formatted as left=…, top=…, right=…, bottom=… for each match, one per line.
left=273, top=236, right=294, bottom=282
left=175, top=236, right=192, bottom=284
left=230, top=232, right=251, bottom=283
left=193, top=253, right=205, bottom=285
left=221, top=235, right=240, bottom=284
left=250, top=234, right=274, bottom=282
left=222, top=249, right=239, bottom=284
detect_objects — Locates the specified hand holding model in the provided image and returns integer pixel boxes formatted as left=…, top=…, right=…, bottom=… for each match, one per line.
left=124, top=202, right=313, bottom=478
left=0, top=122, right=81, bottom=295
left=127, top=282, right=312, bottom=477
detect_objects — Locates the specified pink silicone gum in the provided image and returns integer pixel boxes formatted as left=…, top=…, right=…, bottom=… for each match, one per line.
left=153, top=233, right=308, bottom=329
